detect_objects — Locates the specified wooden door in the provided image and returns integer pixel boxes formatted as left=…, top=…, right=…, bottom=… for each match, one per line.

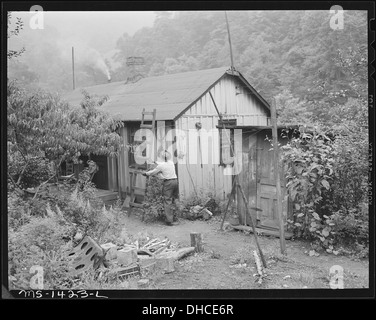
left=256, top=132, right=288, bottom=229
left=91, top=155, right=109, bottom=190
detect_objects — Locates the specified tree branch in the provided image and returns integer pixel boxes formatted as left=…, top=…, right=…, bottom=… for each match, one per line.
left=32, top=174, right=58, bottom=200
left=7, top=172, right=24, bottom=195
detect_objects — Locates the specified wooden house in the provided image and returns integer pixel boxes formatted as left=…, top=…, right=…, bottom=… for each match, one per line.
left=64, top=67, right=293, bottom=229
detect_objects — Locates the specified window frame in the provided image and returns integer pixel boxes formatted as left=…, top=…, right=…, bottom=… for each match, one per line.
left=217, top=119, right=237, bottom=167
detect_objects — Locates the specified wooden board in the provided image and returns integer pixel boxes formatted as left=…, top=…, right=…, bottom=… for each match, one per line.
left=230, top=224, right=293, bottom=240
left=256, top=131, right=289, bottom=228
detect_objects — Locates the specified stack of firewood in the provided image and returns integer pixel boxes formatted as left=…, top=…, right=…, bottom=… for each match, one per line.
left=138, top=238, right=172, bottom=256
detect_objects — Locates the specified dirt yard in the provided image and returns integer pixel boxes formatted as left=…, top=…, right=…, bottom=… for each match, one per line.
left=119, top=211, right=369, bottom=290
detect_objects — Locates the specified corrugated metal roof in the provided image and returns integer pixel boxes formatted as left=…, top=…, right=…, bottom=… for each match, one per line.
left=62, top=67, right=266, bottom=121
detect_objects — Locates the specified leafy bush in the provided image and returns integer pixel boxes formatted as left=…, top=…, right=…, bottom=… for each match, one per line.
left=8, top=185, right=124, bottom=290
left=281, top=129, right=335, bottom=237
left=142, top=177, right=224, bottom=222
left=330, top=208, right=368, bottom=248
left=8, top=213, right=75, bottom=290
left=282, top=127, right=369, bottom=257
left=142, top=176, right=165, bottom=221
left=8, top=153, right=54, bottom=189
left=331, top=132, right=368, bottom=213
left=8, top=192, right=32, bottom=230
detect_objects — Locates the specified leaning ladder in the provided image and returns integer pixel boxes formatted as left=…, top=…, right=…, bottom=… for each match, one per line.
left=126, top=108, right=157, bottom=220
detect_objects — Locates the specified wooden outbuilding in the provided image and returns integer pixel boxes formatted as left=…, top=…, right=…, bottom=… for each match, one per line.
left=64, top=67, right=293, bottom=229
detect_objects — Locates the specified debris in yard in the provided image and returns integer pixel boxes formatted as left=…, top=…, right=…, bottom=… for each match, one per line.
left=137, top=248, right=154, bottom=256
left=203, top=198, right=216, bottom=210
left=283, top=275, right=291, bottom=280
left=101, top=242, right=118, bottom=260
left=137, top=278, right=150, bottom=288
left=140, top=237, right=171, bottom=255
left=117, top=247, right=138, bottom=266
left=133, top=234, right=196, bottom=275
left=229, top=224, right=293, bottom=240
left=190, top=232, right=204, bottom=253
left=114, top=263, right=141, bottom=280
left=308, top=250, right=320, bottom=257
left=187, top=203, right=215, bottom=221
left=201, top=208, right=213, bottom=220
left=253, top=250, right=264, bottom=285
left=139, top=259, right=157, bottom=276
left=222, top=222, right=233, bottom=231
left=156, top=257, right=175, bottom=274
left=73, top=231, right=84, bottom=242
left=210, top=250, right=221, bottom=259
left=283, top=284, right=289, bottom=288
left=186, top=205, right=204, bottom=220
left=68, top=235, right=105, bottom=276
left=158, top=246, right=195, bottom=260
left=122, top=243, right=138, bottom=250
left=143, top=238, right=160, bottom=248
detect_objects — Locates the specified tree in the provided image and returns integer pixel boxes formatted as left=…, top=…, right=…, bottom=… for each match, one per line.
left=7, top=13, right=25, bottom=60
left=7, top=81, right=123, bottom=194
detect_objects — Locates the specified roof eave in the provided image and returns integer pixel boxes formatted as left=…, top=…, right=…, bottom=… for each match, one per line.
left=173, top=72, right=229, bottom=121
left=173, top=68, right=271, bottom=121
left=236, top=71, right=271, bottom=112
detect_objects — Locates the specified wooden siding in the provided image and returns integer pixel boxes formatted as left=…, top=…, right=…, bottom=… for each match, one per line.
left=107, top=156, right=118, bottom=191
left=175, top=76, right=269, bottom=200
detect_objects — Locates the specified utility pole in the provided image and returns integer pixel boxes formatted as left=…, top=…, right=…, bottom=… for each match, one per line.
left=72, top=46, right=75, bottom=90
left=224, top=11, right=234, bottom=73
left=270, top=98, right=286, bottom=255
left=210, top=91, right=267, bottom=268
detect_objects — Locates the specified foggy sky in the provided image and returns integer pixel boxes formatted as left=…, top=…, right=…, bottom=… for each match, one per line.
left=10, top=11, right=156, bottom=54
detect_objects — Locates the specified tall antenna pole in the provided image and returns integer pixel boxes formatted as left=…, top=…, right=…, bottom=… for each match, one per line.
left=72, top=46, right=75, bottom=90
left=270, top=97, right=286, bottom=255
left=224, top=11, right=234, bottom=73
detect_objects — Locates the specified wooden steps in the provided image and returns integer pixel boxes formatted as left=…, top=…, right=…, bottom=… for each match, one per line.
left=229, top=224, right=293, bottom=240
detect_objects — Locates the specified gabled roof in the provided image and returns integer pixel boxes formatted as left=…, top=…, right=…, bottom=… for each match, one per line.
left=63, top=67, right=270, bottom=121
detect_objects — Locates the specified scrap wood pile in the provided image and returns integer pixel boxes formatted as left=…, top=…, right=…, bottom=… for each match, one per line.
left=185, top=198, right=217, bottom=221
left=68, top=235, right=196, bottom=282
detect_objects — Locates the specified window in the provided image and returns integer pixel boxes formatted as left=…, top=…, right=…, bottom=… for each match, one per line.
left=218, top=119, right=236, bottom=166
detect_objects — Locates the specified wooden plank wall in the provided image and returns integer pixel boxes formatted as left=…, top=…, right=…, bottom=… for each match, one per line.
left=175, top=76, right=269, bottom=201
left=107, top=156, right=118, bottom=191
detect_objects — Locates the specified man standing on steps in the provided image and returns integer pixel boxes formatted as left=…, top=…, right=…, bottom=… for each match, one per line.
left=143, top=150, right=179, bottom=226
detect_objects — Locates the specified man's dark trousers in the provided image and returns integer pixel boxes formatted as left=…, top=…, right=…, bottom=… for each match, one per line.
left=163, top=178, right=178, bottom=223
